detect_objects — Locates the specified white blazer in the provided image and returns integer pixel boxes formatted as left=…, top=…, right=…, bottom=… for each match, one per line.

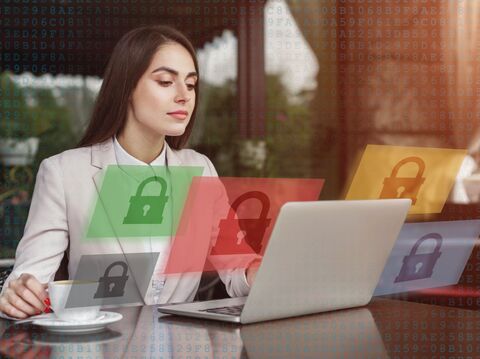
left=1, top=139, right=250, bottom=303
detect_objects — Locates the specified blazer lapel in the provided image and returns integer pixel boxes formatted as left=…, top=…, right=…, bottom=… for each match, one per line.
left=91, top=139, right=117, bottom=197
left=91, top=139, right=122, bottom=242
left=91, top=138, right=119, bottom=236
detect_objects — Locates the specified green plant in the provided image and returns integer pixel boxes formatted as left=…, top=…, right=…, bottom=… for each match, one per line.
left=0, top=72, right=32, bottom=139
left=264, top=73, right=314, bottom=178
left=194, top=74, right=314, bottom=178
left=0, top=80, right=78, bottom=260
left=30, top=88, right=77, bottom=175
left=193, top=79, right=239, bottom=176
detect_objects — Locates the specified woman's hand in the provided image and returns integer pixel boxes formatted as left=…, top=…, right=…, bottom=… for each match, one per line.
left=0, top=274, right=49, bottom=319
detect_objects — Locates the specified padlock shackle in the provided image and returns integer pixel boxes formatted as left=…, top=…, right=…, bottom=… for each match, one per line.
left=135, top=176, right=168, bottom=197
left=390, top=156, right=426, bottom=179
left=103, top=261, right=129, bottom=277
left=408, top=232, right=442, bottom=256
left=226, top=191, right=271, bottom=220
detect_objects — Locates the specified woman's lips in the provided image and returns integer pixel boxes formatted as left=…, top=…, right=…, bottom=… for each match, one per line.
left=167, top=111, right=188, bottom=120
left=167, top=113, right=188, bottom=120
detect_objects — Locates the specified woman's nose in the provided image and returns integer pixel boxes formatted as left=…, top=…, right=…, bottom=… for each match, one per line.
left=174, top=84, right=191, bottom=103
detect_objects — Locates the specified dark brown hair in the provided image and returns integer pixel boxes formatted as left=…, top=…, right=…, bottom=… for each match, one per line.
left=77, top=25, right=199, bottom=149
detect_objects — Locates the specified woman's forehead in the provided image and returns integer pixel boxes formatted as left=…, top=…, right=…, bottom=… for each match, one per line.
left=148, top=43, right=196, bottom=75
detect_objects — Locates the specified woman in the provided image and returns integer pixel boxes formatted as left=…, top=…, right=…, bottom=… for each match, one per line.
left=0, top=25, right=258, bottom=319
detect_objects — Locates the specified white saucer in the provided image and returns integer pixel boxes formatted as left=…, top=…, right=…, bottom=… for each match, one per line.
left=32, top=311, right=123, bottom=334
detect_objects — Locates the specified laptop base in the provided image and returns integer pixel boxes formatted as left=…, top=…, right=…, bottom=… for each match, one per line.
left=158, top=297, right=246, bottom=323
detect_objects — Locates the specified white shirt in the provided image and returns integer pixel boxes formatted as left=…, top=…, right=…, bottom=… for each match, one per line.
left=113, top=136, right=166, bottom=167
left=113, top=136, right=169, bottom=303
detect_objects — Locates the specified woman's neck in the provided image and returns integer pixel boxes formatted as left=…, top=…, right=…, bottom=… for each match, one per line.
left=117, top=126, right=165, bottom=164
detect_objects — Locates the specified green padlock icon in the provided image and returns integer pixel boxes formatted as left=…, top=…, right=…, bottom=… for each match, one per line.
left=379, top=156, right=426, bottom=205
left=123, top=176, right=169, bottom=224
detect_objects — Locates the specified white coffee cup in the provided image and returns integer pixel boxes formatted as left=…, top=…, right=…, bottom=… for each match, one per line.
left=48, top=280, right=100, bottom=322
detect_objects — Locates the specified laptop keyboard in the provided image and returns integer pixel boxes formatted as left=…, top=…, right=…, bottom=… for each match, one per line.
left=200, top=304, right=244, bottom=316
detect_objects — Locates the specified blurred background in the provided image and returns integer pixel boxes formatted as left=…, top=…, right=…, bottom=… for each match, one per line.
left=1, top=0, right=480, bottom=305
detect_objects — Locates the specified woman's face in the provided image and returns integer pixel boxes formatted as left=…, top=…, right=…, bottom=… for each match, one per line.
left=127, top=42, right=197, bottom=138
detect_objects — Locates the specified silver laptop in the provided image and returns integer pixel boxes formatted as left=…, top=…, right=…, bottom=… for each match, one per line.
left=158, top=199, right=411, bottom=324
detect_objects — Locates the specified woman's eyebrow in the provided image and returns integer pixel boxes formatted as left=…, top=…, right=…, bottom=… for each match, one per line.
left=151, top=66, right=198, bottom=79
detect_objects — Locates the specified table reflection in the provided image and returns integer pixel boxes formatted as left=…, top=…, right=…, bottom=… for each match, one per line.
left=0, top=326, right=122, bottom=359
left=1, top=299, right=480, bottom=358
left=161, top=306, right=389, bottom=358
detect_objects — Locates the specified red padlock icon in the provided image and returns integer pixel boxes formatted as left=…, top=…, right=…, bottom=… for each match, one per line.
left=213, top=191, right=272, bottom=255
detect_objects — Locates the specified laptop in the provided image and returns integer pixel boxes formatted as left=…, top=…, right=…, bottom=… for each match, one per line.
left=158, top=199, right=411, bottom=324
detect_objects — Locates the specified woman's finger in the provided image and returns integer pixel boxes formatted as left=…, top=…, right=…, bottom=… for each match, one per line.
left=4, top=288, right=40, bottom=316
left=16, top=285, right=45, bottom=312
left=8, top=281, right=45, bottom=313
left=0, top=296, right=27, bottom=319
left=20, top=274, right=48, bottom=303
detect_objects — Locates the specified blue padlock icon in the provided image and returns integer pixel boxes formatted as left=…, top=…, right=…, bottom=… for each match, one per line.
left=395, top=233, right=442, bottom=282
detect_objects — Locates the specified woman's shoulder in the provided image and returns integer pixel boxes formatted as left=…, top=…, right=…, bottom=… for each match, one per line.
left=42, top=146, right=90, bottom=163
left=38, top=146, right=92, bottom=174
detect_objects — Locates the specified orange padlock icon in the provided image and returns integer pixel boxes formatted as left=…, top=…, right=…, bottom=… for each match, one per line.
left=379, top=156, right=426, bottom=205
left=213, top=191, right=272, bottom=255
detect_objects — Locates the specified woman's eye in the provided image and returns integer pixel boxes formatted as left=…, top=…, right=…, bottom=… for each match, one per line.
left=158, top=81, right=172, bottom=87
left=186, top=84, right=196, bottom=91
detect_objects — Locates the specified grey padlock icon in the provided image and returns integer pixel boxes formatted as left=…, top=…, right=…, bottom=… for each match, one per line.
left=394, top=233, right=442, bottom=283
left=123, top=176, right=169, bottom=224
left=94, top=261, right=129, bottom=298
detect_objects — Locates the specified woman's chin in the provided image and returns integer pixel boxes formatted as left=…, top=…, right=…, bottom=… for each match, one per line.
left=163, top=131, right=185, bottom=138
left=163, top=125, right=188, bottom=137
left=143, top=122, right=188, bottom=139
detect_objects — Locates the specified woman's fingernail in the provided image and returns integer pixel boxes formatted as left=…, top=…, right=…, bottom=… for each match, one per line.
left=43, top=298, right=51, bottom=306
left=43, top=307, right=52, bottom=313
